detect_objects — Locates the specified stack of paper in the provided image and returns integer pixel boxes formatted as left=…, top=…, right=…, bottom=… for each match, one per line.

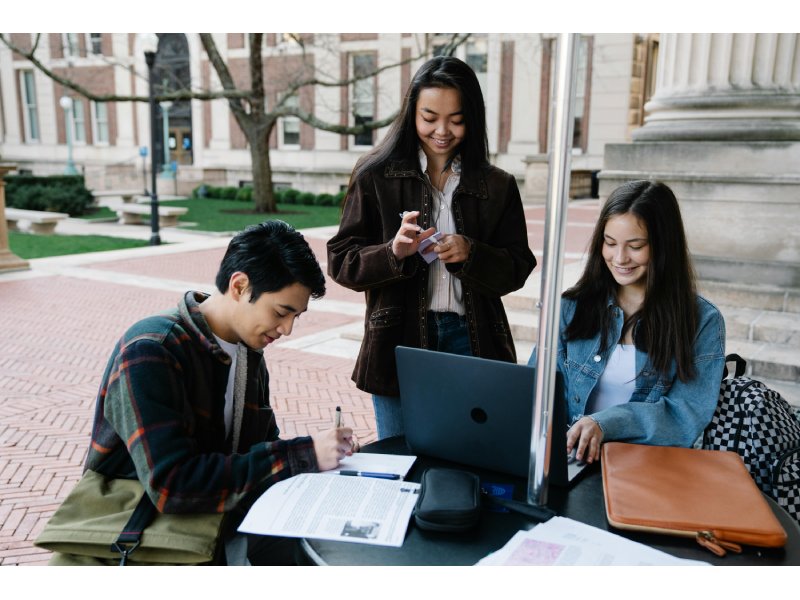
left=476, top=517, right=710, bottom=566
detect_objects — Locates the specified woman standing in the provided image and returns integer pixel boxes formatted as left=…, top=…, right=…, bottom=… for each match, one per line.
left=328, top=56, right=536, bottom=439
left=535, top=180, right=726, bottom=462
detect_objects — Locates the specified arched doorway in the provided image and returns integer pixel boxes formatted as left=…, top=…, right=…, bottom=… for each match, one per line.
left=153, top=34, right=193, bottom=170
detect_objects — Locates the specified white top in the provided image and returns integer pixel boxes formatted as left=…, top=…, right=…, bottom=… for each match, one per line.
left=586, top=344, right=636, bottom=414
left=419, top=148, right=464, bottom=315
left=214, top=334, right=239, bottom=438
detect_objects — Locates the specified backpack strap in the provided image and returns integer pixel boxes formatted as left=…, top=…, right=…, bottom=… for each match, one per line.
left=110, top=492, right=158, bottom=566
left=723, top=353, right=747, bottom=379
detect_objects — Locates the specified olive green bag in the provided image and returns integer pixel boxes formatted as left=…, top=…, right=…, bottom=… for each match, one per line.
left=35, top=470, right=225, bottom=565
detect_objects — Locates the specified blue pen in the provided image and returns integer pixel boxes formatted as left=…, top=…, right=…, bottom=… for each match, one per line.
left=339, top=470, right=401, bottom=480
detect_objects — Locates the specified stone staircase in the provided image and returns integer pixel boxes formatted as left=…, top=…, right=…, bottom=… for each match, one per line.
left=699, top=280, right=800, bottom=409
left=502, top=266, right=800, bottom=410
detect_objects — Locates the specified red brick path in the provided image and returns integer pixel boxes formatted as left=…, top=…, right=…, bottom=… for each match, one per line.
left=0, top=201, right=598, bottom=565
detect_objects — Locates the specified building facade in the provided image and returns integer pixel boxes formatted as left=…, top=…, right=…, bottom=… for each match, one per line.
left=0, top=33, right=651, bottom=200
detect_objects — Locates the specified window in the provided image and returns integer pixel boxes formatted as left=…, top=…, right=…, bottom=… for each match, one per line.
left=351, top=53, right=376, bottom=147
left=281, top=94, right=300, bottom=147
left=572, top=36, right=593, bottom=152
left=62, top=33, right=80, bottom=58
left=20, top=70, right=39, bottom=142
left=71, top=99, right=85, bottom=144
left=88, top=33, right=102, bottom=55
left=540, top=36, right=594, bottom=153
left=93, top=101, right=109, bottom=144
left=466, top=38, right=488, bottom=96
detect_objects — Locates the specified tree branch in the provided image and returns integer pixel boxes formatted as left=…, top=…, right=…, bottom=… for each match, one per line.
left=0, top=33, right=249, bottom=103
left=284, top=106, right=399, bottom=135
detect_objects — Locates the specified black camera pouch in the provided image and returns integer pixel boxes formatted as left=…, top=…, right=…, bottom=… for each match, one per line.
left=414, top=468, right=481, bottom=532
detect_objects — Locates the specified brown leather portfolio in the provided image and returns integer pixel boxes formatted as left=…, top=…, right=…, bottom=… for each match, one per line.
left=601, top=442, right=787, bottom=554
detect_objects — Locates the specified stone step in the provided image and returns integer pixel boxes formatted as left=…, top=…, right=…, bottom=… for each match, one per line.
left=699, top=280, right=800, bottom=314
left=728, top=339, right=800, bottom=390
left=720, top=305, right=800, bottom=348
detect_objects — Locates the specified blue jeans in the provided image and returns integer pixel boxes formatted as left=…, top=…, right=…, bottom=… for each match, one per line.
left=372, top=312, right=472, bottom=440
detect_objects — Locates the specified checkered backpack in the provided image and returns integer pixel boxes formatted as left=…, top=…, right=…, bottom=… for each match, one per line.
left=703, top=354, right=800, bottom=524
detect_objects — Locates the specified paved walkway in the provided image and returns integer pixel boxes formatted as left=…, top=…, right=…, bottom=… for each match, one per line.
left=0, top=201, right=599, bottom=565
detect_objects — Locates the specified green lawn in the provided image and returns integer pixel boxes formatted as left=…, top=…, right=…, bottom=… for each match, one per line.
left=8, top=231, right=150, bottom=259
left=80, top=198, right=342, bottom=232
left=8, top=197, right=342, bottom=259
left=171, top=198, right=342, bottom=232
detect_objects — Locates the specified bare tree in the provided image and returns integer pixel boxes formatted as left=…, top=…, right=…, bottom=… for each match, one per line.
left=0, top=33, right=470, bottom=213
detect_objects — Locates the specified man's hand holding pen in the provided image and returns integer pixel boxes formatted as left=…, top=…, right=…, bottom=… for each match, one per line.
left=311, top=405, right=357, bottom=471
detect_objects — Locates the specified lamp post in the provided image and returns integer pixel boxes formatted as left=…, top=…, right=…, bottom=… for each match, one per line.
left=139, top=33, right=160, bottom=246
left=159, top=100, right=174, bottom=180
left=59, top=96, right=79, bottom=175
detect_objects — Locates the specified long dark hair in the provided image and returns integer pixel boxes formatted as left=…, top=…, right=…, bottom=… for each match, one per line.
left=564, top=180, right=698, bottom=382
left=350, top=55, right=489, bottom=184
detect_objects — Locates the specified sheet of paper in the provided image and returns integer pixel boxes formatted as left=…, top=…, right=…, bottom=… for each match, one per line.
left=476, top=517, right=710, bottom=566
left=328, top=453, right=416, bottom=479
left=238, top=473, right=421, bottom=547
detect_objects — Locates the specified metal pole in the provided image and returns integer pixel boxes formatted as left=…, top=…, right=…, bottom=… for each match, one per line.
left=160, top=99, right=174, bottom=180
left=527, top=33, right=579, bottom=506
left=145, top=51, right=161, bottom=246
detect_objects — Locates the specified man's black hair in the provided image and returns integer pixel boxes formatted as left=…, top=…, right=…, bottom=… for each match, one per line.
left=215, top=220, right=325, bottom=301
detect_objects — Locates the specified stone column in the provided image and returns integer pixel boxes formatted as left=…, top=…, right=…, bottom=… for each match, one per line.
left=634, top=33, right=800, bottom=142
left=601, top=33, right=800, bottom=286
left=0, top=164, right=30, bottom=273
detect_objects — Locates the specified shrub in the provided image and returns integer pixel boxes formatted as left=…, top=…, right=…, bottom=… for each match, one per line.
left=298, top=192, right=316, bottom=206
left=334, top=190, right=346, bottom=207
left=4, top=174, right=93, bottom=216
left=315, top=193, right=335, bottom=207
left=221, top=186, right=239, bottom=200
left=235, top=186, right=253, bottom=202
left=281, top=188, right=300, bottom=205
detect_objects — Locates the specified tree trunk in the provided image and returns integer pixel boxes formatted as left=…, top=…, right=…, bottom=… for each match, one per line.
left=248, top=127, right=276, bottom=213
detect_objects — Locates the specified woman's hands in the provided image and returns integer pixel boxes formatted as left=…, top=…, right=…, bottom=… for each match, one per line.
left=392, top=210, right=471, bottom=263
left=311, top=427, right=355, bottom=471
left=433, top=234, right=471, bottom=264
left=566, top=416, right=604, bottom=464
left=392, top=211, right=436, bottom=260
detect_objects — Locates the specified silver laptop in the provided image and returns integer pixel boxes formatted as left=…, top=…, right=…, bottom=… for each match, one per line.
left=396, top=346, right=586, bottom=485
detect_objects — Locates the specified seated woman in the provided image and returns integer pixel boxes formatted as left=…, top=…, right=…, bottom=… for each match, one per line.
left=530, top=180, right=725, bottom=463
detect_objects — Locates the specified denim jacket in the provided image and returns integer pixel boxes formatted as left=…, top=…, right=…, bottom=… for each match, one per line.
left=529, top=295, right=726, bottom=447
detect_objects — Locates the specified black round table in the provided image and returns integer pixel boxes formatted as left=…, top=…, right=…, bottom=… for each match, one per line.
left=298, top=436, right=800, bottom=566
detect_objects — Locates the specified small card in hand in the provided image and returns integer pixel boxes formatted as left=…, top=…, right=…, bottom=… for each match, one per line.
left=417, top=232, right=443, bottom=264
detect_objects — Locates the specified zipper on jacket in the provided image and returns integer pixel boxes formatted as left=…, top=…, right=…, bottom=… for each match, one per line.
left=695, top=531, right=742, bottom=557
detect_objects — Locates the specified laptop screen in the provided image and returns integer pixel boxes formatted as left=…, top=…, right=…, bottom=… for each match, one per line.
left=396, top=346, right=572, bottom=482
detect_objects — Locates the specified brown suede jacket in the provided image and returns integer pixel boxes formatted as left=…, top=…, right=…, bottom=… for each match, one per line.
left=327, top=158, right=536, bottom=396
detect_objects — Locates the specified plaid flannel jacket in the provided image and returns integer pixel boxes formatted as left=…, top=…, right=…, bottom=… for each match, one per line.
left=84, top=291, right=318, bottom=514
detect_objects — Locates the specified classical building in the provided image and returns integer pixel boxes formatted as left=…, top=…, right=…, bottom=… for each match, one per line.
left=0, top=33, right=652, bottom=199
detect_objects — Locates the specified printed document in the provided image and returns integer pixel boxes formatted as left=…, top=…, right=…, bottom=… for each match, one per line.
left=238, top=473, right=421, bottom=547
left=476, top=517, right=710, bottom=566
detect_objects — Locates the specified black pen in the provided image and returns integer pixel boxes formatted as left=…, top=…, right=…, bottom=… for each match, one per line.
left=339, top=470, right=401, bottom=480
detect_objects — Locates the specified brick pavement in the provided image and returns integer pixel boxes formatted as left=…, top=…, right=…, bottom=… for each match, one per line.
left=0, top=201, right=598, bottom=565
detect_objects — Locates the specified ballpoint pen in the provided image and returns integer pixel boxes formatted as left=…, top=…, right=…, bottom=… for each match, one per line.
left=334, top=405, right=342, bottom=428
left=339, top=470, right=401, bottom=480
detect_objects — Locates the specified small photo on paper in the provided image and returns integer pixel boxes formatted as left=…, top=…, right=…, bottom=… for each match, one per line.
left=341, top=520, right=381, bottom=539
